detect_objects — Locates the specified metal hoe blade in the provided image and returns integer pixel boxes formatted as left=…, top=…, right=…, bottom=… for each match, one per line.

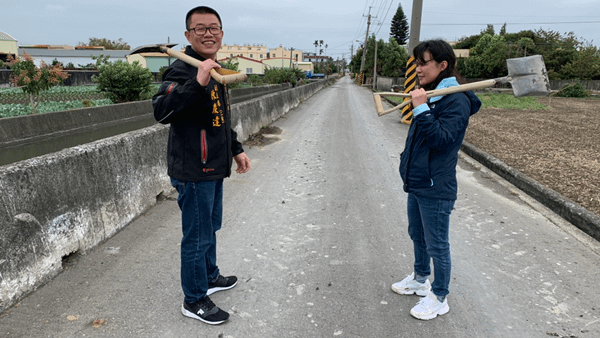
left=506, top=55, right=551, bottom=97
left=128, top=43, right=177, bottom=55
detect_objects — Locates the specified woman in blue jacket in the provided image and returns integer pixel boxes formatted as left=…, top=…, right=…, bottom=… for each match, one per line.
left=391, top=40, right=481, bottom=320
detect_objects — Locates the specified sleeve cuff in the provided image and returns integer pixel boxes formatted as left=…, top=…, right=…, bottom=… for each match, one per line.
left=412, top=103, right=430, bottom=118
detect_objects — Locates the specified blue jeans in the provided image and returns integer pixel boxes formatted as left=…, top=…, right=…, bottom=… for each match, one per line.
left=171, top=178, right=223, bottom=303
left=407, top=193, right=455, bottom=298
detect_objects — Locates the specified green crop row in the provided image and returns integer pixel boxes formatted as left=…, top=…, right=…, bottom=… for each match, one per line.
left=0, top=99, right=113, bottom=118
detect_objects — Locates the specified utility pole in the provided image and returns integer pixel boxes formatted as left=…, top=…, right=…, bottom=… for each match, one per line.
left=167, top=37, right=171, bottom=66
left=290, top=47, right=294, bottom=68
left=407, top=0, right=423, bottom=56
left=373, top=34, right=378, bottom=89
left=358, top=7, right=375, bottom=85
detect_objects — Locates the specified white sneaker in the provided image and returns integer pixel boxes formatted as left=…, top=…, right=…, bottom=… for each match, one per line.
left=391, top=273, right=431, bottom=296
left=410, top=291, right=449, bottom=320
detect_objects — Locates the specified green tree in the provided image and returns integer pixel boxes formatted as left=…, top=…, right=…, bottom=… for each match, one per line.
left=516, top=37, right=535, bottom=57
left=220, top=59, right=244, bottom=88
left=7, top=53, right=69, bottom=113
left=78, top=38, right=130, bottom=50
left=390, top=3, right=409, bottom=45
left=454, top=24, right=496, bottom=49
left=499, top=23, right=507, bottom=36
left=560, top=46, right=600, bottom=80
left=531, top=29, right=580, bottom=78
left=247, top=74, right=263, bottom=86
left=263, top=67, right=302, bottom=86
left=360, top=35, right=379, bottom=77
left=221, top=59, right=239, bottom=72
left=380, top=38, right=409, bottom=77
left=92, top=58, right=153, bottom=103
left=458, top=34, right=508, bottom=78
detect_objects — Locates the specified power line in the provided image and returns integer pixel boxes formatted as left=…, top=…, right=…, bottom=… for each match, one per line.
left=374, top=0, right=394, bottom=36
left=424, top=21, right=600, bottom=26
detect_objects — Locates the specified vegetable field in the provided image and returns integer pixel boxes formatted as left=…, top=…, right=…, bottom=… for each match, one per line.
left=0, top=85, right=160, bottom=118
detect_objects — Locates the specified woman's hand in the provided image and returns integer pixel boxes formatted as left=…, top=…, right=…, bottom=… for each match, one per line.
left=410, top=88, right=428, bottom=107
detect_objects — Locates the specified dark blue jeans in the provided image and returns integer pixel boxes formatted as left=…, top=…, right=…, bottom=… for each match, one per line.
left=407, top=193, right=455, bottom=298
left=171, top=178, right=223, bottom=304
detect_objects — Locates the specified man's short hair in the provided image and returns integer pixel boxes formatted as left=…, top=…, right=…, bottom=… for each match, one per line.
left=186, top=6, right=222, bottom=30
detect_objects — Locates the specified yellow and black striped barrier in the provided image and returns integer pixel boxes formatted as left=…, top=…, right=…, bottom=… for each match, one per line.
left=401, top=56, right=417, bottom=124
left=357, top=71, right=364, bottom=86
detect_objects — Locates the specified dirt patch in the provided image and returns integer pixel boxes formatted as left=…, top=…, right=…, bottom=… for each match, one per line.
left=464, top=96, right=600, bottom=216
left=243, top=126, right=283, bottom=148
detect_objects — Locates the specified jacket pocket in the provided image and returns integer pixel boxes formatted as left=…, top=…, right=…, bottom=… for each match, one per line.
left=201, top=129, right=208, bottom=165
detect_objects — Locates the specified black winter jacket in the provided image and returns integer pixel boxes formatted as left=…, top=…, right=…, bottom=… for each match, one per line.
left=399, top=89, right=481, bottom=201
left=152, top=46, right=244, bottom=182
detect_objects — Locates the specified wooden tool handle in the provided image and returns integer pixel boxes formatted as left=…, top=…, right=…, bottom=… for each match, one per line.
left=376, top=79, right=498, bottom=117
left=160, top=46, right=248, bottom=84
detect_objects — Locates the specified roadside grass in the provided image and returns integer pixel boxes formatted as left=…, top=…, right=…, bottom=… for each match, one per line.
left=475, top=92, right=547, bottom=110
left=387, top=92, right=548, bottom=110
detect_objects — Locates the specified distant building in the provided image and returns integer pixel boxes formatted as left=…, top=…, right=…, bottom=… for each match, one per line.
left=217, top=44, right=303, bottom=63
left=218, top=55, right=264, bottom=75
left=262, top=57, right=301, bottom=70
left=296, top=61, right=313, bottom=73
left=218, top=43, right=267, bottom=61
left=17, top=45, right=129, bottom=68
left=127, top=51, right=173, bottom=72
left=303, top=52, right=330, bottom=63
left=0, top=31, right=18, bottom=62
left=268, top=45, right=303, bottom=63
left=0, top=32, right=320, bottom=74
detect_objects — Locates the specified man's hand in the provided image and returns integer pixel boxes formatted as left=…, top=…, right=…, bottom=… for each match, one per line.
left=196, top=59, right=220, bottom=87
left=410, top=88, right=428, bottom=107
left=234, top=152, right=251, bottom=174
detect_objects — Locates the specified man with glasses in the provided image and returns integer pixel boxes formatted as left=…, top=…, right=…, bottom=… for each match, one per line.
left=153, top=6, right=251, bottom=325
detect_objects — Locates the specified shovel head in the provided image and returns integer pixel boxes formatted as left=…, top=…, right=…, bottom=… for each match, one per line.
left=506, top=55, right=551, bottom=97
left=128, top=43, right=177, bottom=55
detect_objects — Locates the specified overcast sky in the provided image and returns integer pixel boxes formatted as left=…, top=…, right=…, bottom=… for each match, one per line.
left=4, top=0, right=599, bottom=61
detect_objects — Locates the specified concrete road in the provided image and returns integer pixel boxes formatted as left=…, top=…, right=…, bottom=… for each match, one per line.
left=1, top=76, right=599, bottom=337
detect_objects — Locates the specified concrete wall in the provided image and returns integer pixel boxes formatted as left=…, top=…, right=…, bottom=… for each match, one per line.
left=0, top=101, right=156, bottom=166
left=0, top=125, right=172, bottom=313
left=0, top=77, right=336, bottom=313
left=0, top=84, right=291, bottom=167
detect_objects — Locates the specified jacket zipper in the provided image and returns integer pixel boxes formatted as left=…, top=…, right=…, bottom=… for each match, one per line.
left=201, top=129, right=208, bottom=165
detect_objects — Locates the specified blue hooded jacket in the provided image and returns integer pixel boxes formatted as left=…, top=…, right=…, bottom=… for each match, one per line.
left=399, top=77, right=482, bottom=200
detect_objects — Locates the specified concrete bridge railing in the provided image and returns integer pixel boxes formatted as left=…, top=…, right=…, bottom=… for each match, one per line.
left=0, top=77, right=338, bottom=313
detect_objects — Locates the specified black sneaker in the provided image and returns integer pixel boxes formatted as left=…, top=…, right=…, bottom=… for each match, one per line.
left=181, top=296, right=229, bottom=325
left=207, top=275, right=238, bottom=295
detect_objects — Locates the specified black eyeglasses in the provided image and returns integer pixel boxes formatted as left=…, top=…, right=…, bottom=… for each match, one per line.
left=188, top=26, right=222, bottom=35
left=415, top=59, right=434, bottom=67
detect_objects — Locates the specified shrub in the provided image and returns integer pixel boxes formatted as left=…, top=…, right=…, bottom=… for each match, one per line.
left=264, top=68, right=304, bottom=86
left=7, top=53, right=69, bottom=113
left=81, top=99, right=95, bottom=107
left=556, top=81, right=589, bottom=98
left=247, top=74, right=263, bottom=86
left=158, top=66, right=168, bottom=81
left=92, top=59, right=153, bottom=103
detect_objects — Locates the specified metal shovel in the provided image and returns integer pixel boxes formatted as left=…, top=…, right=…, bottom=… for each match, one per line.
left=373, top=55, right=551, bottom=116
left=128, top=43, right=248, bottom=84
